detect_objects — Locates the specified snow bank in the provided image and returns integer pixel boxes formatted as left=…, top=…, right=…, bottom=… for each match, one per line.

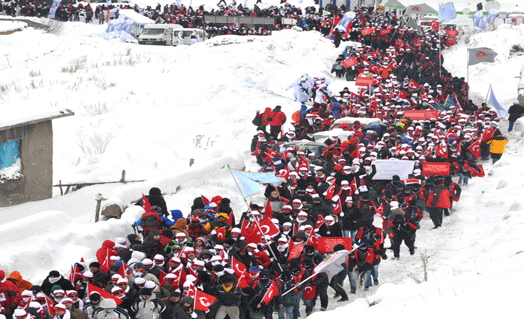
left=0, top=21, right=27, bottom=33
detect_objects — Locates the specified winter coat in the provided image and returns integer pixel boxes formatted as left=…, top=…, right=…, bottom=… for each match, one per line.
left=6, top=271, right=33, bottom=293
left=41, top=274, right=74, bottom=296
left=147, top=188, right=170, bottom=217
left=0, top=276, right=21, bottom=311
left=426, top=186, right=454, bottom=209
left=486, top=135, right=508, bottom=154
left=508, top=103, right=524, bottom=121
left=96, top=240, right=119, bottom=273
left=93, top=299, right=129, bottom=319
left=214, top=283, right=241, bottom=306
left=130, top=297, right=165, bottom=319
left=267, top=110, right=287, bottom=126
left=318, top=222, right=342, bottom=237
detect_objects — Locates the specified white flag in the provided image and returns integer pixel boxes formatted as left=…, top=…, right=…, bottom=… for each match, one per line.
left=488, top=87, right=508, bottom=117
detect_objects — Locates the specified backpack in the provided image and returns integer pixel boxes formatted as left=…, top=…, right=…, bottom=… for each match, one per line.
left=141, top=211, right=162, bottom=232
left=252, top=111, right=263, bottom=126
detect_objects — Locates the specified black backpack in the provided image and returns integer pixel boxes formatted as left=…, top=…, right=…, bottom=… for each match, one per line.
left=252, top=111, right=262, bottom=126
left=142, top=211, right=162, bottom=232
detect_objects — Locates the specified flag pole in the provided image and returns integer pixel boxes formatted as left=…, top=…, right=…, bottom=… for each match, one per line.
left=252, top=216, right=284, bottom=272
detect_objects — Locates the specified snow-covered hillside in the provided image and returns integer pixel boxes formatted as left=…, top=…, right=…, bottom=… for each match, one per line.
left=1, top=7, right=524, bottom=317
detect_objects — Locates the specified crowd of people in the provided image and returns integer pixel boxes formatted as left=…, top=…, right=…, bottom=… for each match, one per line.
left=1, top=0, right=336, bottom=36
left=0, top=3, right=518, bottom=319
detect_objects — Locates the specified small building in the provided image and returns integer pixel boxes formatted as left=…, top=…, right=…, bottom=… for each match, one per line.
left=0, top=108, right=74, bottom=207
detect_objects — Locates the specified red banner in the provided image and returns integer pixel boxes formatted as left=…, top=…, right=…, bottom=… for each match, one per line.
left=317, top=237, right=352, bottom=254
left=342, top=57, right=358, bottom=68
left=356, top=77, right=373, bottom=86
left=422, top=162, right=450, bottom=176
left=361, top=28, right=374, bottom=36
left=403, top=110, right=440, bottom=120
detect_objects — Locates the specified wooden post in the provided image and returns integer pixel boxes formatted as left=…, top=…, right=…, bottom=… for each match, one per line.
left=59, top=180, right=63, bottom=196
left=189, top=158, right=195, bottom=167
left=95, top=193, right=104, bottom=223
left=120, top=170, right=126, bottom=183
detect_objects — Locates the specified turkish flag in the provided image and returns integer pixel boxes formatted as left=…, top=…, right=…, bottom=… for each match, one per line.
left=44, top=295, right=56, bottom=316
left=430, top=20, right=440, bottom=30
left=261, top=282, right=279, bottom=305
left=263, top=198, right=273, bottom=221
left=323, top=182, right=337, bottom=200
left=88, top=283, right=122, bottom=305
left=266, top=149, right=281, bottom=158
left=259, top=218, right=280, bottom=237
left=471, top=164, right=485, bottom=177
left=408, top=80, right=420, bottom=90
left=287, top=241, right=306, bottom=260
left=225, top=212, right=235, bottom=227
left=230, top=256, right=247, bottom=276
left=237, top=271, right=252, bottom=288
left=169, top=266, right=187, bottom=290
left=244, top=223, right=262, bottom=244
left=158, top=270, right=166, bottom=285
left=306, top=231, right=318, bottom=249
left=303, top=284, right=317, bottom=300
left=194, top=289, right=218, bottom=311
left=142, top=194, right=152, bottom=213
left=342, top=57, right=358, bottom=68
left=468, top=140, right=481, bottom=159
left=332, top=197, right=342, bottom=215
left=435, top=144, right=449, bottom=158
left=277, top=166, right=290, bottom=180
left=117, top=262, right=131, bottom=278
left=215, top=228, right=226, bottom=241
left=368, top=64, right=380, bottom=74
left=315, top=215, right=325, bottom=230
left=201, top=195, right=210, bottom=206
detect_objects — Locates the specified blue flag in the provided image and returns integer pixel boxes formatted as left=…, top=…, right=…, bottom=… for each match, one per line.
left=230, top=169, right=284, bottom=197
left=488, top=87, right=507, bottom=117
left=439, top=2, right=457, bottom=22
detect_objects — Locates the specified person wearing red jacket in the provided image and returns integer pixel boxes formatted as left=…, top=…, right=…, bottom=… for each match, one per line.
left=96, top=240, right=119, bottom=273
left=0, top=270, right=21, bottom=317
left=267, top=106, right=287, bottom=139
left=426, top=182, right=455, bottom=229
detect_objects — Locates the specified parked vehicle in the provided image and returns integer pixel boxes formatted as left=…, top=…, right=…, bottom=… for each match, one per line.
left=138, top=24, right=183, bottom=45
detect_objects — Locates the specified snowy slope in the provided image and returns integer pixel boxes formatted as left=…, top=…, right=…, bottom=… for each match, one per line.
left=1, top=10, right=524, bottom=317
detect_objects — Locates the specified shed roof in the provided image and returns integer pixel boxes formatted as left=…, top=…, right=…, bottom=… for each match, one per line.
left=0, top=108, right=74, bottom=131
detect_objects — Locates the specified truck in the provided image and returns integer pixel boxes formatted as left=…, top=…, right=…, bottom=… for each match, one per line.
left=138, top=24, right=183, bottom=46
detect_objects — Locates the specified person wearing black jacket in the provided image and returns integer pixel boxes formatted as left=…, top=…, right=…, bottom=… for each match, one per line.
left=508, top=100, right=524, bottom=132
left=318, top=216, right=342, bottom=237
left=347, top=247, right=366, bottom=294
left=341, top=199, right=361, bottom=241
left=41, top=271, right=75, bottom=296
left=214, top=274, right=241, bottom=319
left=328, top=244, right=349, bottom=302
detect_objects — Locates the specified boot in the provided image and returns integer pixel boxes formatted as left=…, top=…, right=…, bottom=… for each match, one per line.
left=306, top=312, right=313, bottom=316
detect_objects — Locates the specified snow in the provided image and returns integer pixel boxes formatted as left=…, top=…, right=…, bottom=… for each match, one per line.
left=0, top=20, right=26, bottom=33
left=2, top=3, right=524, bottom=317
left=0, top=158, right=23, bottom=182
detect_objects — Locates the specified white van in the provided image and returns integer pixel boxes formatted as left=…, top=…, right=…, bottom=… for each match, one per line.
left=138, top=24, right=183, bottom=46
